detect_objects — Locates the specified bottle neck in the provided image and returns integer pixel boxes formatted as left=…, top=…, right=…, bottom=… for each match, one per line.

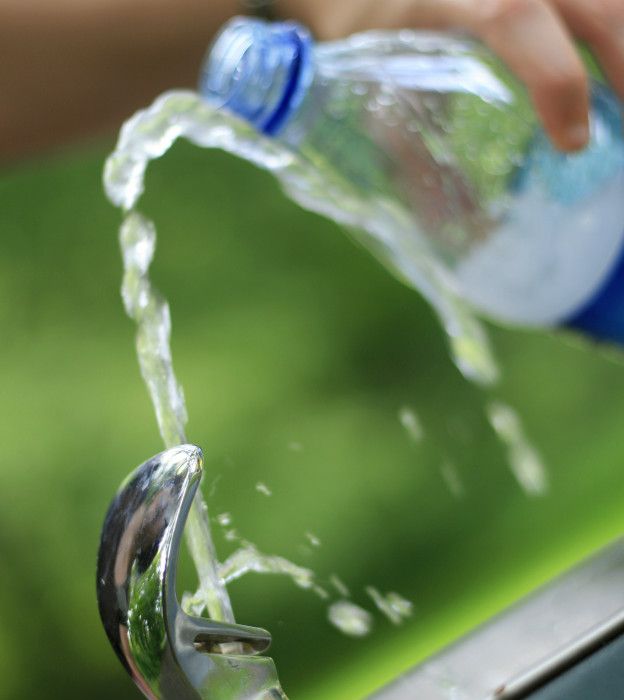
left=200, top=17, right=313, bottom=136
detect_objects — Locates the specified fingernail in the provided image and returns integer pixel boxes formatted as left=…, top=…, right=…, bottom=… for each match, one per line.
left=564, top=122, right=590, bottom=151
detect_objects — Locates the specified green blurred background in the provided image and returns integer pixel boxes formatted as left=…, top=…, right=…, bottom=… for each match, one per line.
left=1, top=136, right=624, bottom=700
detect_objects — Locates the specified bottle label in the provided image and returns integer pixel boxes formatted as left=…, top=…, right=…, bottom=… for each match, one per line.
left=565, top=231, right=624, bottom=344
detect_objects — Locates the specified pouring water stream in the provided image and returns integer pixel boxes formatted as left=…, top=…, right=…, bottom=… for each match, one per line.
left=105, top=89, right=543, bottom=638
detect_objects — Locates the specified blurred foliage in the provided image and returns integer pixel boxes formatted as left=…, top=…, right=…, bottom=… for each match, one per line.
left=1, top=136, right=624, bottom=700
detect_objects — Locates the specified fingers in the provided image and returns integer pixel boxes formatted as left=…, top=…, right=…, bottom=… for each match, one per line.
left=463, top=0, right=590, bottom=151
left=552, top=0, right=624, bottom=100
left=291, top=0, right=600, bottom=152
left=331, top=0, right=594, bottom=152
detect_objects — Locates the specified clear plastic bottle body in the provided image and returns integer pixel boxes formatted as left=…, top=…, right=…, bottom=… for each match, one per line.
left=202, top=20, right=624, bottom=333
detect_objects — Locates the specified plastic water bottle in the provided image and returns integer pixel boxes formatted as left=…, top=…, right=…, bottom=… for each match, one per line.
left=200, top=17, right=624, bottom=344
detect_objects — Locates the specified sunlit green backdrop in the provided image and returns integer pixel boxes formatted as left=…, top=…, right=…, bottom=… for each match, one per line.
left=1, top=137, right=624, bottom=700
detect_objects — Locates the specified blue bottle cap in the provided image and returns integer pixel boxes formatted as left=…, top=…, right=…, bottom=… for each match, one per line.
left=200, top=17, right=313, bottom=136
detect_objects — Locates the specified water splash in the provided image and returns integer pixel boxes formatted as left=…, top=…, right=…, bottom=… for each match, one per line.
left=366, top=587, right=414, bottom=625
left=328, top=601, right=374, bottom=637
left=219, top=544, right=328, bottom=599
left=104, top=90, right=498, bottom=385
left=487, top=401, right=548, bottom=496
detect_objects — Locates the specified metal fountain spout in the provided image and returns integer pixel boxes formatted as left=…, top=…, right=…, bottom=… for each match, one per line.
left=96, top=444, right=286, bottom=700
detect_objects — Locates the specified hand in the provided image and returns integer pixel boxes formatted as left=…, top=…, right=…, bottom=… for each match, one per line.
left=282, top=0, right=624, bottom=152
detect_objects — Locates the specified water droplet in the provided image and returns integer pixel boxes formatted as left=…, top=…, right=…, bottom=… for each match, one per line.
left=327, top=601, right=373, bottom=637
left=207, top=474, right=222, bottom=498
left=376, top=90, right=395, bottom=108
left=366, top=587, right=413, bottom=625
left=216, top=512, right=232, bottom=527
left=255, top=481, right=272, bottom=497
left=486, top=401, right=548, bottom=496
left=422, top=95, right=437, bottom=111
left=305, top=531, right=322, bottom=548
left=440, top=461, right=465, bottom=499
left=329, top=574, right=350, bottom=598
left=351, top=82, right=369, bottom=96
left=224, top=528, right=240, bottom=542
left=314, top=585, right=330, bottom=600
left=398, top=405, right=424, bottom=443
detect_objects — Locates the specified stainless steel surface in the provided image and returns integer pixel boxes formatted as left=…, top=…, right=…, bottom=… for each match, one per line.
left=97, top=444, right=286, bottom=700
left=371, top=539, right=624, bottom=700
